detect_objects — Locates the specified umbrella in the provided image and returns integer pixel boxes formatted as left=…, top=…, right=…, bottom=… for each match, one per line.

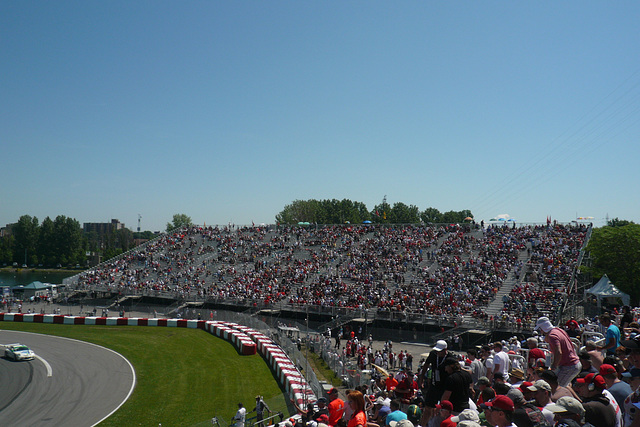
left=420, top=352, right=430, bottom=358
left=464, top=217, right=474, bottom=221
left=363, top=220, right=372, bottom=224
left=372, top=363, right=390, bottom=377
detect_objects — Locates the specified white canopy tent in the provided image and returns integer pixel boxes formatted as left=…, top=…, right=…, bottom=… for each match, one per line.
left=585, top=274, right=630, bottom=309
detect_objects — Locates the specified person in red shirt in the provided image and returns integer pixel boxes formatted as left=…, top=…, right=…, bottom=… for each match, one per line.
left=327, top=388, right=345, bottom=426
left=436, top=400, right=455, bottom=427
left=526, top=337, right=546, bottom=368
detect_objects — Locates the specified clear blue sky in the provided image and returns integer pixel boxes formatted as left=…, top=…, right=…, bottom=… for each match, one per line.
left=2, top=2, right=639, bottom=232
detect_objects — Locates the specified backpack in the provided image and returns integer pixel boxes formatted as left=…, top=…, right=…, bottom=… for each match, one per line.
left=521, top=403, right=552, bottom=427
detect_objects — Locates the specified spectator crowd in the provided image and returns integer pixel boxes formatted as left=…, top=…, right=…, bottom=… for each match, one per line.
left=297, top=309, right=640, bottom=427
left=70, top=222, right=589, bottom=328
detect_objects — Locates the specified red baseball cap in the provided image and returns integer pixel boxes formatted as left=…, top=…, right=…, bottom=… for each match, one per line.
left=482, top=395, right=514, bottom=412
left=576, top=373, right=606, bottom=389
left=437, top=400, right=453, bottom=411
left=599, top=364, right=617, bottom=375
left=519, top=381, right=533, bottom=392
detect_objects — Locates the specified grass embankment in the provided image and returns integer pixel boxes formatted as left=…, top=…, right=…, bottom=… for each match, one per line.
left=0, top=322, right=287, bottom=426
left=302, top=345, right=343, bottom=388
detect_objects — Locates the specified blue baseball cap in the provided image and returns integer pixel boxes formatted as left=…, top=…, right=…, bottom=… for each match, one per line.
left=622, top=368, right=640, bottom=379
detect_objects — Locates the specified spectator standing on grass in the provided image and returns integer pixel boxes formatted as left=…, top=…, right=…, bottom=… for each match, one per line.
left=251, top=395, right=271, bottom=427
left=233, top=403, right=246, bottom=427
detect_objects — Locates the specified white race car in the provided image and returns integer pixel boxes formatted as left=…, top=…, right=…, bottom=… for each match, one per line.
left=4, top=343, right=35, bottom=361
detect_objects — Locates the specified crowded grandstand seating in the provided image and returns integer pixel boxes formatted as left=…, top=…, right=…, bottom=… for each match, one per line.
left=68, top=223, right=590, bottom=326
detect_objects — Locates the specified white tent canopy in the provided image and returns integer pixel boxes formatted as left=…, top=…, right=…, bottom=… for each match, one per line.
left=585, top=274, right=630, bottom=308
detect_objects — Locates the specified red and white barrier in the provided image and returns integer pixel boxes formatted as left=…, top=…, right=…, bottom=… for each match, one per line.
left=0, top=312, right=316, bottom=405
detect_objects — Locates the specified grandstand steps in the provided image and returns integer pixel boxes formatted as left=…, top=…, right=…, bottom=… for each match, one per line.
left=109, top=295, right=142, bottom=308
left=482, top=248, right=531, bottom=318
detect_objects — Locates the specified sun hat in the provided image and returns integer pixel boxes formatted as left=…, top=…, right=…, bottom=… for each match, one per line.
left=389, top=420, right=414, bottom=427
left=535, top=316, right=554, bottom=333
left=527, top=380, right=551, bottom=392
left=509, top=368, right=525, bottom=380
left=451, top=408, right=480, bottom=423
left=545, top=396, right=585, bottom=417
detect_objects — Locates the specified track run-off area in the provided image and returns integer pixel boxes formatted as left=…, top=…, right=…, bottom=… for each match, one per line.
left=0, top=330, right=135, bottom=427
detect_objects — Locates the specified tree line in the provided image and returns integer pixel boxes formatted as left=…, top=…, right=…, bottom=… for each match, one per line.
left=275, top=198, right=473, bottom=225
left=0, top=215, right=153, bottom=268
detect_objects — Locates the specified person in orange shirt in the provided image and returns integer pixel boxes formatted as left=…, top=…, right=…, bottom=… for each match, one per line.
left=385, top=375, right=399, bottom=393
left=328, top=388, right=345, bottom=426
left=346, top=390, right=367, bottom=427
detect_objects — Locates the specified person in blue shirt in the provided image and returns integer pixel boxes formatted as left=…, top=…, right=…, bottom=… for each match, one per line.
left=598, top=313, right=621, bottom=356
left=385, top=400, right=407, bottom=426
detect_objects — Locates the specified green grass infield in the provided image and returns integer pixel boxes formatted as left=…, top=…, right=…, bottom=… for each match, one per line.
left=0, top=322, right=288, bottom=426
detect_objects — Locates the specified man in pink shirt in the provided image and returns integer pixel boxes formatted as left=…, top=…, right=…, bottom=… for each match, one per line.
left=535, top=316, right=581, bottom=388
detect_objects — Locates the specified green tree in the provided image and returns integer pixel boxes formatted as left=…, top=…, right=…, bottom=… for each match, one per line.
left=584, top=223, right=640, bottom=304
left=12, top=215, right=39, bottom=265
left=608, top=218, right=634, bottom=227
left=275, top=200, right=319, bottom=224
left=38, top=217, right=57, bottom=266
left=166, top=214, right=193, bottom=232
left=53, top=215, right=85, bottom=266
left=421, top=207, right=442, bottom=223
left=371, top=201, right=392, bottom=224
left=133, top=231, right=157, bottom=240
left=0, top=235, right=14, bottom=264
left=354, top=201, right=370, bottom=223
left=389, top=202, right=420, bottom=223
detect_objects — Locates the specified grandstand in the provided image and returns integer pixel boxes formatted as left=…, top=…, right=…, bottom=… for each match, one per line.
left=63, top=222, right=591, bottom=333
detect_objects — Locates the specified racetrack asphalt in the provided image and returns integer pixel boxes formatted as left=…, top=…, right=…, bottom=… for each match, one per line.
left=0, top=330, right=135, bottom=427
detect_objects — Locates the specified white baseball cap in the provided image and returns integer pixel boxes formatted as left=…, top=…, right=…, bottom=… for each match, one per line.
left=433, top=340, right=448, bottom=352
